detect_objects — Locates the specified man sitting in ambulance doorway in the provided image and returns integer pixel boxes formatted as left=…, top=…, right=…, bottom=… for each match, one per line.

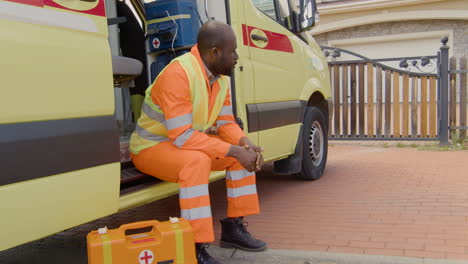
left=130, top=20, right=266, bottom=264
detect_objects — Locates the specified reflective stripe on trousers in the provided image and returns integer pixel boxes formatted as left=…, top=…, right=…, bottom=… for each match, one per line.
left=181, top=206, right=212, bottom=220
left=227, top=185, right=257, bottom=198
left=179, top=184, right=209, bottom=199
left=226, top=169, right=253, bottom=181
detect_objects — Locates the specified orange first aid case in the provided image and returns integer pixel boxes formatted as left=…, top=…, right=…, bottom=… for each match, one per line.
left=87, top=218, right=196, bottom=264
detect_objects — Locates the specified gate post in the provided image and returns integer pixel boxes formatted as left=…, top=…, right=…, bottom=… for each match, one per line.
left=439, top=37, right=450, bottom=146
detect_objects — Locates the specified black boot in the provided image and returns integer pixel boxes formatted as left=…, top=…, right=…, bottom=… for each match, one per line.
left=195, top=243, right=222, bottom=264
left=220, top=217, right=267, bottom=252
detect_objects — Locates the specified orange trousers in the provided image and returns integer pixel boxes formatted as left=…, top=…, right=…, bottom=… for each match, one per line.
left=131, top=140, right=260, bottom=243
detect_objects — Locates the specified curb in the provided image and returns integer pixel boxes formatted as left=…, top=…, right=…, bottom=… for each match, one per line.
left=207, top=246, right=467, bottom=264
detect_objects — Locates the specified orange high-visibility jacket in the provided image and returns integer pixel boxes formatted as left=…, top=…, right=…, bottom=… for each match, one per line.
left=130, top=45, right=245, bottom=158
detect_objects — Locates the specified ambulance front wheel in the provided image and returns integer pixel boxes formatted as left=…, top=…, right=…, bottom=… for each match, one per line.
left=296, top=106, right=328, bottom=180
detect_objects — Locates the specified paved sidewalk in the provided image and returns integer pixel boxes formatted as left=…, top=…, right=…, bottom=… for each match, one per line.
left=212, top=145, right=468, bottom=261
left=1, top=144, right=468, bottom=264
left=208, top=245, right=468, bottom=264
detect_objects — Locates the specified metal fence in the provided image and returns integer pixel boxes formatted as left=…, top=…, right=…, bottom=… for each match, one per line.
left=449, top=56, right=467, bottom=141
left=323, top=37, right=467, bottom=145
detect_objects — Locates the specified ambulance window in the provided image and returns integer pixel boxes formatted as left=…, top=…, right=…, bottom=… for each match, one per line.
left=252, top=0, right=279, bottom=21
left=252, top=0, right=293, bottom=30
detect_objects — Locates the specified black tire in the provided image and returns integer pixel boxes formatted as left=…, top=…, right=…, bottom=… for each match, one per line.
left=296, top=106, right=328, bottom=180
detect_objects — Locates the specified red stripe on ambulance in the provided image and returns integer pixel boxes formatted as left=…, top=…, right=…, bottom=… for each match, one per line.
left=6, top=0, right=44, bottom=7
left=43, top=0, right=106, bottom=17
left=241, top=24, right=294, bottom=53
left=242, top=24, right=250, bottom=46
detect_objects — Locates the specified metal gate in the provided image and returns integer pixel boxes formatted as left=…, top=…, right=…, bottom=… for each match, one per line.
left=322, top=37, right=467, bottom=145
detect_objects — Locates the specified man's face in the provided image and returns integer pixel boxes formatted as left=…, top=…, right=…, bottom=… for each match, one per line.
left=214, top=33, right=239, bottom=76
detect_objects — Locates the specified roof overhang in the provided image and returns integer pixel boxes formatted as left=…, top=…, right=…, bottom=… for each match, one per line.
left=317, top=0, right=445, bottom=15
left=312, top=0, right=468, bottom=35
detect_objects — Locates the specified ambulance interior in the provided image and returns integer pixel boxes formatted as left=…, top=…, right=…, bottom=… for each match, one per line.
left=105, top=0, right=302, bottom=193
left=105, top=0, right=231, bottom=193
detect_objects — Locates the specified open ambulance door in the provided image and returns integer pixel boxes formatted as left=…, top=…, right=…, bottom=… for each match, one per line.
left=0, top=0, right=120, bottom=251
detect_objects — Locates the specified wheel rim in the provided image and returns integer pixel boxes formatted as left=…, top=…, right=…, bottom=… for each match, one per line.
left=309, top=120, right=324, bottom=166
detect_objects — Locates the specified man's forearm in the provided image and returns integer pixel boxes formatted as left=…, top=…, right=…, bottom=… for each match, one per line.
left=216, top=122, right=245, bottom=145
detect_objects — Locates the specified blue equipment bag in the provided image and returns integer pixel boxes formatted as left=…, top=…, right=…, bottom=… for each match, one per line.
left=145, top=0, right=200, bottom=52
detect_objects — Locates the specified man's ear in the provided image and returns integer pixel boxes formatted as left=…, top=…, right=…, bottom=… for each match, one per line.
left=211, top=47, right=220, bottom=58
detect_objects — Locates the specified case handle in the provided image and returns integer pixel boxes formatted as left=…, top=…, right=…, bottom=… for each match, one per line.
left=118, top=220, right=160, bottom=233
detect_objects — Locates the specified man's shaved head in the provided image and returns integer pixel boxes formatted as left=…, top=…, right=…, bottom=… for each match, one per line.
left=197, top=20, right=235, bottom=54
left=196, top=20, right=239, bottom=76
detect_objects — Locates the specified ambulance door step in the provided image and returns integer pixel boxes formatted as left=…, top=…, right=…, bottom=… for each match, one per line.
left=120, top=137, right=131, bottom=163
left=120, top=165, right=160, bottom=195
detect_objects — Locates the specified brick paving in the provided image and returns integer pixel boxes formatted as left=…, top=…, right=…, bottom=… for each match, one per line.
left=1, top=144, right=468, bottom=263
left=223, top=145, right=468, bottom=261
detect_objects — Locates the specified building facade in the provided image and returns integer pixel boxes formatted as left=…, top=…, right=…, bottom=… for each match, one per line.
left=312, top=0, right=468, bottom=60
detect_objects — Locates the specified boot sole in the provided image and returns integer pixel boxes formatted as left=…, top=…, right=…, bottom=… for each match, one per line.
left=219, top=240, right=267, bottom=252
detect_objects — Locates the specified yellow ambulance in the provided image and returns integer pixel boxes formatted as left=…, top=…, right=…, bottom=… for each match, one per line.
left=0, top=0, right=331, bottom=251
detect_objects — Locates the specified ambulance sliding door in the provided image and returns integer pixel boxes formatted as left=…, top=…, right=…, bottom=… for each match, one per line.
left=228, top=0, right=260, bottom=149
left=242, top=0, right=305, bottom=160
left=0, top=0, right=119, bottom=251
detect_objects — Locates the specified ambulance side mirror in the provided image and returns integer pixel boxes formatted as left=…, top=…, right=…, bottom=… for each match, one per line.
left=298, top=0, right=317, bottom=32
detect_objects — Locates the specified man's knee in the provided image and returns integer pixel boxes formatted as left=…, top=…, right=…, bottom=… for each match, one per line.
left=182, top=150, right=212, bottom=168
left=177, top=150, right=212, bottom=185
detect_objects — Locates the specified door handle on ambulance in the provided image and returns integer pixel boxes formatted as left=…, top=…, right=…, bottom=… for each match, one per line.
left=107, top=17, right=127, bottom=26
left=251, top=34, right=268, bottom=42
